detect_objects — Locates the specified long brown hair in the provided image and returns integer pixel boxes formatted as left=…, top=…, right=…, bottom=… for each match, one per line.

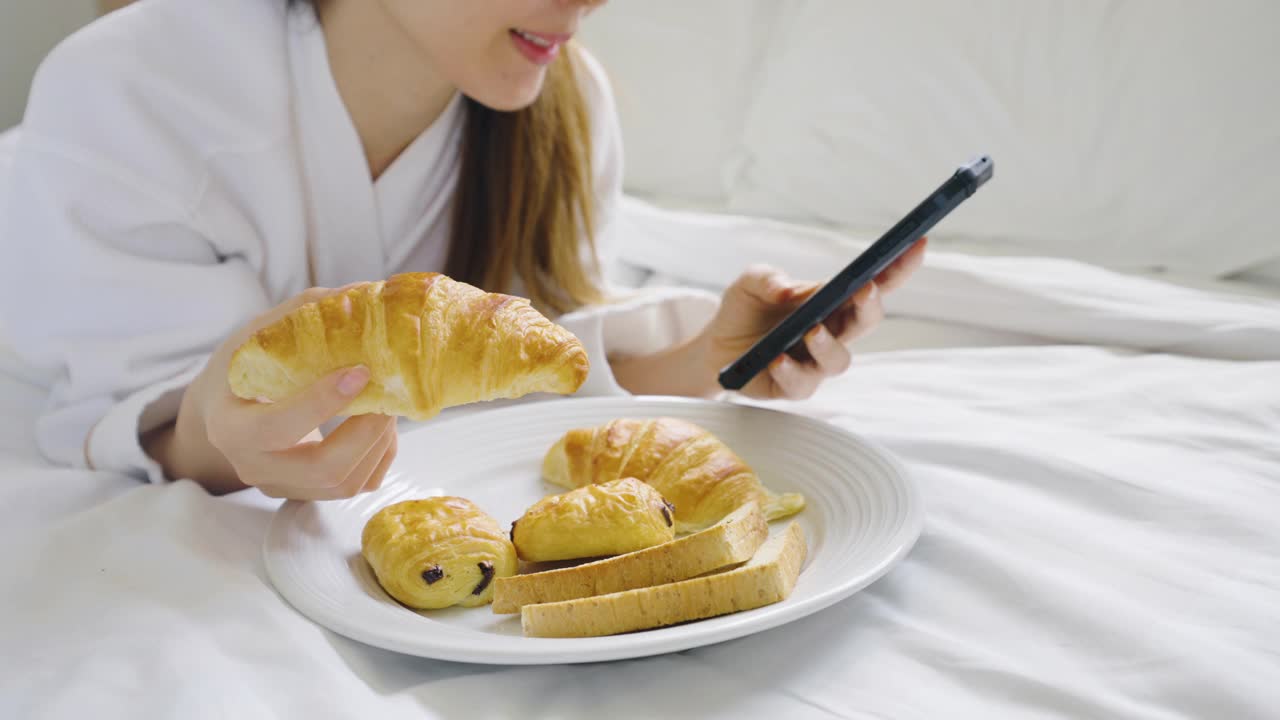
left=447, top=45, right=603, bottom=314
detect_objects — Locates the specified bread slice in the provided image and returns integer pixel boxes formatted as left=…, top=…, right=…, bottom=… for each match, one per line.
left=520, top=521, right=807, bottom=638
left=491, top=502, right=768, bottom=614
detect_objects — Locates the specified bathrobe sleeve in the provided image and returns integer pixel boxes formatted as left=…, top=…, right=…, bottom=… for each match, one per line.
left=0, top=39, right=271, bottom=484
left=553, top=47, right=721, bottom=397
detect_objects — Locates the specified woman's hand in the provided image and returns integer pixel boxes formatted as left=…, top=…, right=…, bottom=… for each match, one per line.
left=146, top=286, right=398, bottom=499
left=711, top=239, right=931, bottom=397
left=612, top=238, right=927, bottom=400
left=705, top=239, right=927, bottom=400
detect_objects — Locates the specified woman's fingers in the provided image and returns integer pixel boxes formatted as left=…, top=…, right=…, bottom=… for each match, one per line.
left=874, top=237, right=927, bottom=292
left=767, top=354, right=822, bottom=400
left=820, top=238, right=920, bottom=340
left=314, top=419, right=397, bottom=500
left=244, top=366, right=372, bottom=451
left=802, top=323, right=852, bottom=376
left=729, top=242, right=926, bottom=403
left=766, top=325, right=850, bottom=401
left=831, top=281, right=885, bottom=345
left=784, top=280, right=823, bottom=305
left=301, top=413, right=396, bottom=482
left=361, top=431, right=399, bottom=493
left=733, top=264, right=795, bottom=304
left=257, top=415, right=397, bottom=499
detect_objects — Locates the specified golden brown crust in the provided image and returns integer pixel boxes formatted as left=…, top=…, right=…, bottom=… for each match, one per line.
left=510, top=478, right=676, bottom=562
left=360, top=497, right=517, bottom=610
left=542, top=417, right=805, bottom=532
left=227, top=272, right=590, bottom=420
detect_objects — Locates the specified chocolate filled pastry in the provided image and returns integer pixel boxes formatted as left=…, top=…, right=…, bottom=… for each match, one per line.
left=542, top=417, right=805, bottom=533
left=511, top=478, right=676, bottom=562
left=361, top=497, right=516, bottom=609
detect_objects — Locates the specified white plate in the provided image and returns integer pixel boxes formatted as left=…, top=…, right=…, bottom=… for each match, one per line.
left=263, top=396, right=922, bottom=665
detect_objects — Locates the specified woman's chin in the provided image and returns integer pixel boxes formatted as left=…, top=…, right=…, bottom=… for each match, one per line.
left=465, top=75, right=547, bottom=113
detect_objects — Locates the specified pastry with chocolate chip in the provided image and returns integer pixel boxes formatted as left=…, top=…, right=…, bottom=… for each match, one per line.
left=361, top=497, right=516, bottom=609
left=511, top=477, right=676, bottom=562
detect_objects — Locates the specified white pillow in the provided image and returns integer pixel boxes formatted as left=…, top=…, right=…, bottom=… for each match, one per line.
left=0, top=126, right=17, bottom=265
left=0, top=127, right=21, bottom=351
left=1238, top=258, right=1280, bottom=291
left=0, top=126, right=16, bottom=206
left=726, top=0, right=1280, bottom=279
left=578, top=0, right=774, bottom=205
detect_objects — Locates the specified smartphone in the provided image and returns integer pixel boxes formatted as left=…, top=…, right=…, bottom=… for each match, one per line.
left=717, top=155, right=994, bottom=391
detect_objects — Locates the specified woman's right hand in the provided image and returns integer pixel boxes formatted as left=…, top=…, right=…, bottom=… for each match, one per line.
left=151, top=286, right=399, bottom=500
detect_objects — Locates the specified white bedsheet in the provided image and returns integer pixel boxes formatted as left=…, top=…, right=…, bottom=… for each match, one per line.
left=2, top=207, right=1278, bottom=719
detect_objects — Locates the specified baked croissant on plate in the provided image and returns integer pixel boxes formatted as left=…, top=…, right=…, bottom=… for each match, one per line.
left=228, top=272, right=589, bottom=420
left=511, top=477, right=676, bottom=562
left=542, top=417, right=805, bottom=533
left=361, top=497, right=517, bottom=609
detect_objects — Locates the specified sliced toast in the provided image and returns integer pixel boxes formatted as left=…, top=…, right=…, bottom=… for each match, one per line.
left=491, top=502, right=768, bottom=614
left=520, top=521, right=807, bottom=638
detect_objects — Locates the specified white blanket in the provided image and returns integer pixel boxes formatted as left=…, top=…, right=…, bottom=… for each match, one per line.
left=2, top=206, right=1278, bottom=720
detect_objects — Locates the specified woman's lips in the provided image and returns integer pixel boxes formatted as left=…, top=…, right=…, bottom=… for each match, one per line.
left=510, top=28, right=569, bottom=66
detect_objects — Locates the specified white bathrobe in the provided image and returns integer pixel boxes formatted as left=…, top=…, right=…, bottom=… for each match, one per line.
left=0, top=0, right=718, bottom=484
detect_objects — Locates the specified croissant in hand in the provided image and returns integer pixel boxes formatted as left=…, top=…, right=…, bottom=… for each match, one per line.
left=542, top=417, right=805, bottom=533
left=227, top=272, right=590, bottom=420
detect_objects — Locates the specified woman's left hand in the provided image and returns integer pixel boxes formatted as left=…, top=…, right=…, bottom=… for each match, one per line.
left=701, top=238, right=927, bottom=400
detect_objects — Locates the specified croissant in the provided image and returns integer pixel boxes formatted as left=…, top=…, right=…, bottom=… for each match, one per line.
left=542, top=417, right=805, bottom=533
left=511, top=477, right=676, bottom=562
left=361, top=497, right=517, bottom=609
left=227, top=272, right=590, bottom=420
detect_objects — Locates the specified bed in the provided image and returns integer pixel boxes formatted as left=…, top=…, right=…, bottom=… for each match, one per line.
left=2, top=192, right=1278, bottom=718
left=3, top=2, right=1280, bottom=718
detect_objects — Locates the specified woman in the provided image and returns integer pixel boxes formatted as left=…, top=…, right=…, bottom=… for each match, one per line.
left=0, top=0, right=924, bottom=500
